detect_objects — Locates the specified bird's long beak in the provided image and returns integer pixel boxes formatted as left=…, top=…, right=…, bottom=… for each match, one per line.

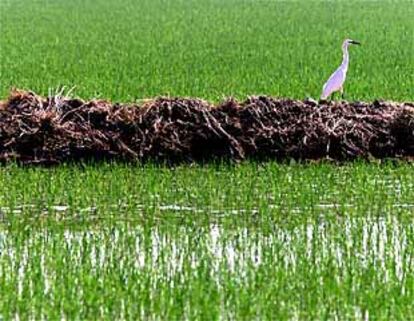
left=350, top=40, right=361, bottom=45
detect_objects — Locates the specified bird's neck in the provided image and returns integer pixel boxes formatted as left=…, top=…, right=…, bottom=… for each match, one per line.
left=341, top=46, right=349, bottom=71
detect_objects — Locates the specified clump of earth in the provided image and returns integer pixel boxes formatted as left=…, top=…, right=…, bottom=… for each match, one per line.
left=0, top=90, right=413, bottom=165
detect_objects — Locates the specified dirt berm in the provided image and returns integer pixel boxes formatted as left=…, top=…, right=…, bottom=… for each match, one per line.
left=0, top=90, right=413, bottom=165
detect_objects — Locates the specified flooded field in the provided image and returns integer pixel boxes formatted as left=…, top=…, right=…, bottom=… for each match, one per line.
left=1, top=162, right=413, bottom=320
left=1, top=0, right=413, bottom=318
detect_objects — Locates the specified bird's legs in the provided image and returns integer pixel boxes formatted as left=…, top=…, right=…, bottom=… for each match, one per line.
left=340, top=87, right=345, bottom=100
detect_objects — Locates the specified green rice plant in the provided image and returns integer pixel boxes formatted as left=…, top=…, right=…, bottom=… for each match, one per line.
left=0, top=0, right=413, bottom=101
left=1, top=162, right=414, bottom=320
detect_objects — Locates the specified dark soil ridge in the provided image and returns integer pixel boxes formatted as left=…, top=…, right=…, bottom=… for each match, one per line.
left=1, top=90, right=413, bottom=165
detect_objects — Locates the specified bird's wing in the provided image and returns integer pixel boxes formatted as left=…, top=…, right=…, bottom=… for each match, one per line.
left=321, top=68, right=345, bottom=99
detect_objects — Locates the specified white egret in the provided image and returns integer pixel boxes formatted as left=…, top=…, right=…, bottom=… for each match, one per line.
left=321, top=39, right=361, bottom=100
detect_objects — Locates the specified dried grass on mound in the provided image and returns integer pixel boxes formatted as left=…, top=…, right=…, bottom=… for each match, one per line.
left=0, top=90, right=413, bottom=165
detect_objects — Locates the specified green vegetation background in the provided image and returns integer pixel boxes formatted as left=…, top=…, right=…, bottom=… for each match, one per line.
left=1, top=1, right=414, bottom=320
left=1, top=0, right=413, bottom=101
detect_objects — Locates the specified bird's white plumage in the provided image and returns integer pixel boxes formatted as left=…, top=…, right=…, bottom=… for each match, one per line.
left=321, top=39, right=360, bottom=100
left=321, top=67, right=346, bottom=99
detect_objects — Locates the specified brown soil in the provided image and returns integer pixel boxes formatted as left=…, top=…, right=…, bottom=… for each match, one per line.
left=0, top=90, right=413, bottom=165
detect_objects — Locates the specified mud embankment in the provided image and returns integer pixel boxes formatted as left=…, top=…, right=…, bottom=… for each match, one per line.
left=0, top=90, right=413, bottom=165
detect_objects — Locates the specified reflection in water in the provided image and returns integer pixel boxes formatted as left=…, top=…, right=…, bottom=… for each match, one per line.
left=1, top=216, right=412, bottom=281
left=0, top=215, right=413, bottom=319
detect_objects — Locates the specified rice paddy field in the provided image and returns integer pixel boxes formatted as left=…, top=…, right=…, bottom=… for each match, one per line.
left=1, top=162, right=414, bottom=320
left=1, top=0, right=414, bottom=320
left=0, top=0, right=413, bottom=101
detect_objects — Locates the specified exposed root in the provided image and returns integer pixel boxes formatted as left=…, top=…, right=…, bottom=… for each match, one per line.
left=0, top=90, right=413, bottom=165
